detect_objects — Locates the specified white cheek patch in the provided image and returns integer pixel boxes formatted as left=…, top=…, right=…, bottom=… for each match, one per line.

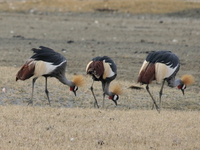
left=74, top=86, right=78, bottom=91
left=113, top=95, right=118, bottom=101
left=182, top=85, right=186, bottom=89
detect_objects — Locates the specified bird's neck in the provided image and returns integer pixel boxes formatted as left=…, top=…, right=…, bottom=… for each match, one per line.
left=168, top=78, right=182, bottom=87
left=102, top=82, right=113, bottom=96
left=58, top=74, right=75, bottom=87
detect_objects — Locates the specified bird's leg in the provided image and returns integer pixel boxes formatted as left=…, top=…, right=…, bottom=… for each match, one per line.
left=146, top=85, right=160, bottom=113
left=45, top=77, right=51, bottom=106
left=152, top=80, right=165, bottom=110
left=158, top=80, right=165, bottom=110
left=102, top=82, right=105, bottom=108
left=90, top=81, right=99, bottom=108
left=28, top=78, right=37, bottom=106
left=102, top=92, right=105, bottom=108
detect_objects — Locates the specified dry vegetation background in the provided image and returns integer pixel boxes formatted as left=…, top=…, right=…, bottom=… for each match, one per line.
left=1, top=106, right=200, bottom=149
left=0, top=0, right=200, bottom=149
left=1, top=0, right=200, bottom=14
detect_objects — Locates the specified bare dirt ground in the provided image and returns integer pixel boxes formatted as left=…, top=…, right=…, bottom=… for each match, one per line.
left=0, top=8, right=200, bottom=109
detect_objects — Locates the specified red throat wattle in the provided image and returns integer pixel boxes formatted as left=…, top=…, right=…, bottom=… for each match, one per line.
left=70, top=87, right=73, bottom=91
left=108, top=96, right=112, bottom=99
left=177, top=85, right=181, bottom=89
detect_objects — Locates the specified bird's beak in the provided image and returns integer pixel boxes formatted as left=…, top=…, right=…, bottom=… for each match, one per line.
left=73, top=91, right=76, bottom=96
left=181, top=89, right=184, bottom=95
left=112, top=100, right=117, bottom=106
left=70, top=87, right=76, bottom=96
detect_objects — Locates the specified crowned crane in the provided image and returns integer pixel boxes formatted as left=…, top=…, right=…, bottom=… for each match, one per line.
left=16, top=46, right=85, bottom=106
left=86, top=56, right=122, bottom=108
left=137, top=50, right=194, bottom=112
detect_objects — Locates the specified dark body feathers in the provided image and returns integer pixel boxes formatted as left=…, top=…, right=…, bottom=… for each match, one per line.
left=31, top=46, right=66, bottom=66
left=146, top=50, right=179, bottom=68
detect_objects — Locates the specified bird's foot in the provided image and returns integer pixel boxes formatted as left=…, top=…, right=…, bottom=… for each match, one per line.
left=48, top=102, right=51, bottom=106
left=94, top=102, right=99, bottom=108
left=152, top=104, right=160, bottom=113
left=155, top=106, right=160, bottom=113
left=27, top=100, right=33, bottom=106
left=151, top=104, right=154, bottom=110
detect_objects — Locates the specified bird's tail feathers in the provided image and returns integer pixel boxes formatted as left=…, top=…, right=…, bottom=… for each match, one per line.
left=181, top=74, right=194, bottom=86
left=72, top=75, right=85, bottom=87
left=129, top=84, right=144, bottom=90
left=111, top=84, right=123, bottom=95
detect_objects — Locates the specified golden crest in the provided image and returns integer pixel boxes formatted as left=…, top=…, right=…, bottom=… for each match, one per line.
left=181, top=74, right=195, bottom=86
left=72, top=75, right=85, bottom=87
left=111, top=84, right=123, bottom=95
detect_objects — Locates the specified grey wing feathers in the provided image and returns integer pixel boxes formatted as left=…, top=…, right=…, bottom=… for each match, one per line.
left=146, top=51, right=179, bottom=68
left=31, top=46, right=66, bottom=65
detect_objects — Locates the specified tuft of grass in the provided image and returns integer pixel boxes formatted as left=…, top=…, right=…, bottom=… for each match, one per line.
left=1, top=0, right=200, bottom=14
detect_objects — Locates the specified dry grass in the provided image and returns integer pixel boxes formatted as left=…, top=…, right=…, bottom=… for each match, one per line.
left=0, top=63, right=200, bottom=149
left=1, top=0, right=200, bottom=14
left=1, top=105, right=200, bottom=149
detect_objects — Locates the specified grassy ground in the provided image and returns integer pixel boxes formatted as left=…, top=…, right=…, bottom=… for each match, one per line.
left=0, top=0, right=200, bottom=149
left=1, top=105, right=200, bottom=149
left=1, top=67, right=199, bottom=110
left=1, top=0, right=200, bottom=14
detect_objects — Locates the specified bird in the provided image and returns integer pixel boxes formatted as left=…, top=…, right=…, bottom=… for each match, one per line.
left=86, top=56, right=122, bottom=108
left=137, top=50, right=194, bottom=112
left=16, top=46, right=85, bottom=106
